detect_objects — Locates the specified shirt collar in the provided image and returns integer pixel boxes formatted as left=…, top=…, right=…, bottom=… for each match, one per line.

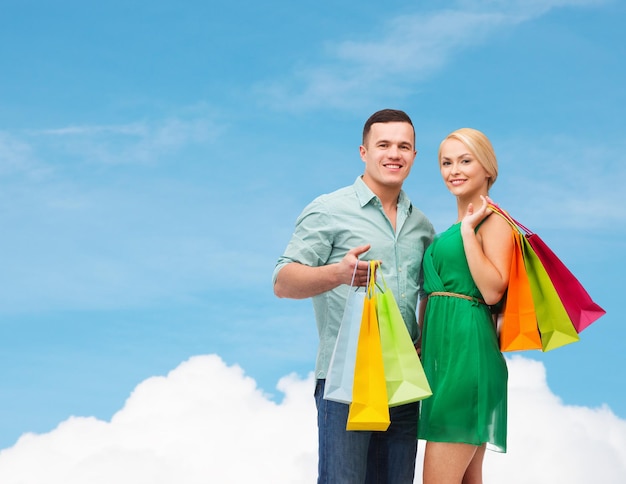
left=353, top=176, right=412, bottom=214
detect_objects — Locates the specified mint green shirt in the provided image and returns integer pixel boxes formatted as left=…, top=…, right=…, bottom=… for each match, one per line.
left=273, top=176, right=435, bottom=379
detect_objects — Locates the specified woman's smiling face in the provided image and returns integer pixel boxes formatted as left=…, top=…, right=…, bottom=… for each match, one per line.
left=439, top=138, right=491, bottom=198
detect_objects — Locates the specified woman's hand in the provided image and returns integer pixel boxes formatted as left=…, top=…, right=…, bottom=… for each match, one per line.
left=461, top=195, right=492, bottom=234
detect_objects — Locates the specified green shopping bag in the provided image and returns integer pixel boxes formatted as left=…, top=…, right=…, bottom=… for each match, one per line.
left=377, top=269, right=432, bottom=406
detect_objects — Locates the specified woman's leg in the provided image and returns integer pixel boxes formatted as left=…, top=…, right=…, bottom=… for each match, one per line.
left=423, top=441, right=480, bottom=484
left=462, top=444, right=486, bottom=484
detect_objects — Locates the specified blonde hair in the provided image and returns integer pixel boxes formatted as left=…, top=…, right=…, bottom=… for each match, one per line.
left=439, top=128, right=498, bottom=188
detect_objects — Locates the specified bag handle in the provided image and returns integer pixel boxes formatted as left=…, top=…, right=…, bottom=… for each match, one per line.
left=348, top=256, right=376, bottom=291
left=348, top=258, right=360, bottom=288
left=367, top=260, right=379, bottom=298
left=488, top=203, right=535, bottom=236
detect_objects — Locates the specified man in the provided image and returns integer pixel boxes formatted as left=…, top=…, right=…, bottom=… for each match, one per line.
left=273, top=109, right=434, bottom=483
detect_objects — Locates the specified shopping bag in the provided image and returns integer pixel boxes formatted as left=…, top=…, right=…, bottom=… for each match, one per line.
left=525, top=234, right=606, bottom=332
left=346, top=261, right=390, bottom=431
left=499, top=231, right=542, bottom=352
left=519, top=236, right=580, bottom=351
left=377, top=269, right=432, bottom=406
left=324, top=264, right=368, bottom=404
left=490, top=203, right=604, bottom=334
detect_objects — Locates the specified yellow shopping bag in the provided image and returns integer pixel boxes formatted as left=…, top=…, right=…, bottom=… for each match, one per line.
left=346, top=261, right=390, bottom=431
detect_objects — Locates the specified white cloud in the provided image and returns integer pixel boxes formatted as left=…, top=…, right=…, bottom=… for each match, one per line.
left=257, top=10, right=509, bottom=111
left=27, top=114, right=223, bottom=166
left=0, top=354, right=624, bottom=483
left=257, top=0, right=605, bottom=111
left=0, top=355, right=317, bottom=484
left=485, top=356, right=626, bottom=483
left=0, top=131, right=52, bottom=179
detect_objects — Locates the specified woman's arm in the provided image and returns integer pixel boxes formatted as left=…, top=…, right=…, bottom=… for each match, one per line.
left=461, top=197, right=514, bottom=305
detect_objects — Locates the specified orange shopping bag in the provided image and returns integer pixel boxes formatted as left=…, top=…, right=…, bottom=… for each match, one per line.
left=499, top=231, right=542, bottom=352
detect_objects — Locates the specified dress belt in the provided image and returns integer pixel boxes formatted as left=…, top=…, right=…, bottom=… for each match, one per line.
left=429, top=291, right=486, bottom=306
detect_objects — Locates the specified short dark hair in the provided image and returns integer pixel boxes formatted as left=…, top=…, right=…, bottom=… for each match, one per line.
left=362, top=109, right=414, bottom=145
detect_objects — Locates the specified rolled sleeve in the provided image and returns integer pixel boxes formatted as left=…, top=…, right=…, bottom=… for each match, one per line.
left=272, top=200, right=333, bottom=284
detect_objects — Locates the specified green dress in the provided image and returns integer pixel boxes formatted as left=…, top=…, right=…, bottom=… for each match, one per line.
left=418, top=223, right=508, bottom=452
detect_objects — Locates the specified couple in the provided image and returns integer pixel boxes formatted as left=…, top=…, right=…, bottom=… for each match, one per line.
left=273, top=109, right=512, bottom=484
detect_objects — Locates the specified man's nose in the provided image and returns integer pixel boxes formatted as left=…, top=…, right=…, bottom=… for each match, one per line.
left=388, top=145, right=400, bottom=157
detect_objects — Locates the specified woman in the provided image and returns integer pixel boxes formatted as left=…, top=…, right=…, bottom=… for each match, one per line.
left=418, top=128, right=513, bottom=483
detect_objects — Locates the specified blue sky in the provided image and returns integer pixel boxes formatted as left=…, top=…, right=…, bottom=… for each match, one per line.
left=0, top=0, right=624, bottom=477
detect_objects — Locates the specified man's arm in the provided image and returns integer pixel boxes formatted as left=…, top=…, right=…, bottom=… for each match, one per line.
left=274, top=245, right=372, bottom=299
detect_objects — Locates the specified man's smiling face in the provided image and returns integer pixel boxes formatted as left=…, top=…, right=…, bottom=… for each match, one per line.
left=360, top=121, right=416, bottom=194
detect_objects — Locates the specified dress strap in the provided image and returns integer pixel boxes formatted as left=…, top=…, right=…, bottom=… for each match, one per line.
left=429, top=291, right=486, bottom=306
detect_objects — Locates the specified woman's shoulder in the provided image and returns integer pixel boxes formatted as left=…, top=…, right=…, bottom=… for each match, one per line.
left=479, top=209, right=515, bottom=241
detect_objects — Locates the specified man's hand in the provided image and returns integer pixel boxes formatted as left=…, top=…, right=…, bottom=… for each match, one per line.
left=274, top=244, right=374, bottom=299
left=337, top=244, right=373, bottom=287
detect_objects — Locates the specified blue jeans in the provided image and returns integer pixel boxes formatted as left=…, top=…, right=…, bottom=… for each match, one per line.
left=315, top=379, right=418, bottom=484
